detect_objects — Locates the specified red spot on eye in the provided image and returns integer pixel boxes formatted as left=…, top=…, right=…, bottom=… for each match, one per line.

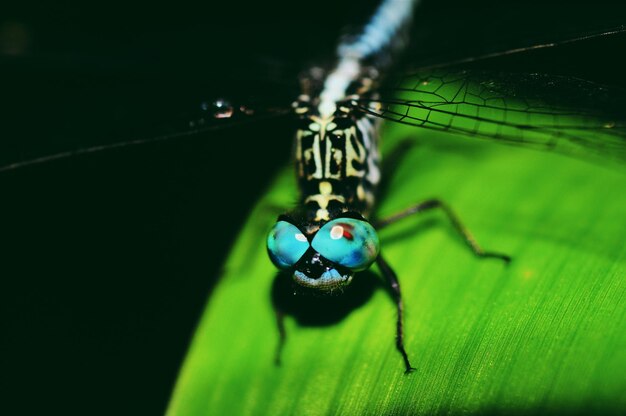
left=339, top=223, right=354, bottom=240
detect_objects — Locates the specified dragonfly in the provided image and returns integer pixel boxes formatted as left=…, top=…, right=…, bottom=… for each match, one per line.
left=258, top=0, right=626, bottom=372
left=2, top=0, right=626, bottom=387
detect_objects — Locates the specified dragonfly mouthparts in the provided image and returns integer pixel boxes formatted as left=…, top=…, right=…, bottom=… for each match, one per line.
left=293, top=251, right=354, bottom=291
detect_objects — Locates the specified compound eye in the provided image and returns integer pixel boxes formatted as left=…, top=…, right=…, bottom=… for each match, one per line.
left=311, top=218, right=379, bottom=271
left=267, top=221, right=310, bottom=269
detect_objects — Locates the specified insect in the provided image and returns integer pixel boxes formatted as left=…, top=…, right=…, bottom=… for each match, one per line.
left=263, top=0, right=626, bottom=372
left=265, top=0, right=510, bottom=373
left=3, top=0, right=626, bottom=382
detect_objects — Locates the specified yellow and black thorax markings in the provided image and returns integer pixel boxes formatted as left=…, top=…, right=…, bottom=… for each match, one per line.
left=293, top=102, right=381, bottom=221
left=295, top=116, right=373, bottom=180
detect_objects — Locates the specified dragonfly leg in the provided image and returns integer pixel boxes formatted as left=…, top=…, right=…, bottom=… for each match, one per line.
left=375, top=199, right=511, bottom=263
left=274, top=308, right=286, bottom=366
left=376, top=254, right=416, bottom=374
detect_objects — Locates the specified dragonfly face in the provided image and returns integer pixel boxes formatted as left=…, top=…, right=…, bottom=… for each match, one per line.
left=267, top=214, right=380, bottom=292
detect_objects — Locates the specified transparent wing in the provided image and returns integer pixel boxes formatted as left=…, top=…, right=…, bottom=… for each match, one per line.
left=0, top=98, right=292, bottom=173
left=354, top=70, right=626, bottom=162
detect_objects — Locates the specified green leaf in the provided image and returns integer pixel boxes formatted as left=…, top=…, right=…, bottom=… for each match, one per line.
left=166, top=122, right=626, bottom=415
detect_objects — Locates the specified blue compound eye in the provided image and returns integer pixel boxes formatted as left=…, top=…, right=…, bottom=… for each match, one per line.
left=267, top=221, right=310, bottom=269
left=311, top=218, right=380, bottom=271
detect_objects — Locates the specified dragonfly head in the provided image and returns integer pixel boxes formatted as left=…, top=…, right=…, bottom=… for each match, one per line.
left=267, top=213, right=380, bottom=292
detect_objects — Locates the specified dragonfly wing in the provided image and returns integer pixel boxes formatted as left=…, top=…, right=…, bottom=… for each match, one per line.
left=355, top=70, right=626, bottom=162
left=3, top=27, right=301, bottom=174
left=404, top=1, right=626, bottom=71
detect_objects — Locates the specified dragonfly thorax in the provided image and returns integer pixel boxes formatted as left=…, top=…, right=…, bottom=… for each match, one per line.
left=293, top=104, right=381, bottom=222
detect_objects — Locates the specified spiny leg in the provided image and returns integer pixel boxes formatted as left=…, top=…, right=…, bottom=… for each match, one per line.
left=375, top=198, right=511, bottom=263
left=377, top=254, right=415, bottom=374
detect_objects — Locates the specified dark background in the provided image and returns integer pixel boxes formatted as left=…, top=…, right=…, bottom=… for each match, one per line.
left=1, top=1, right=625, bottom=415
